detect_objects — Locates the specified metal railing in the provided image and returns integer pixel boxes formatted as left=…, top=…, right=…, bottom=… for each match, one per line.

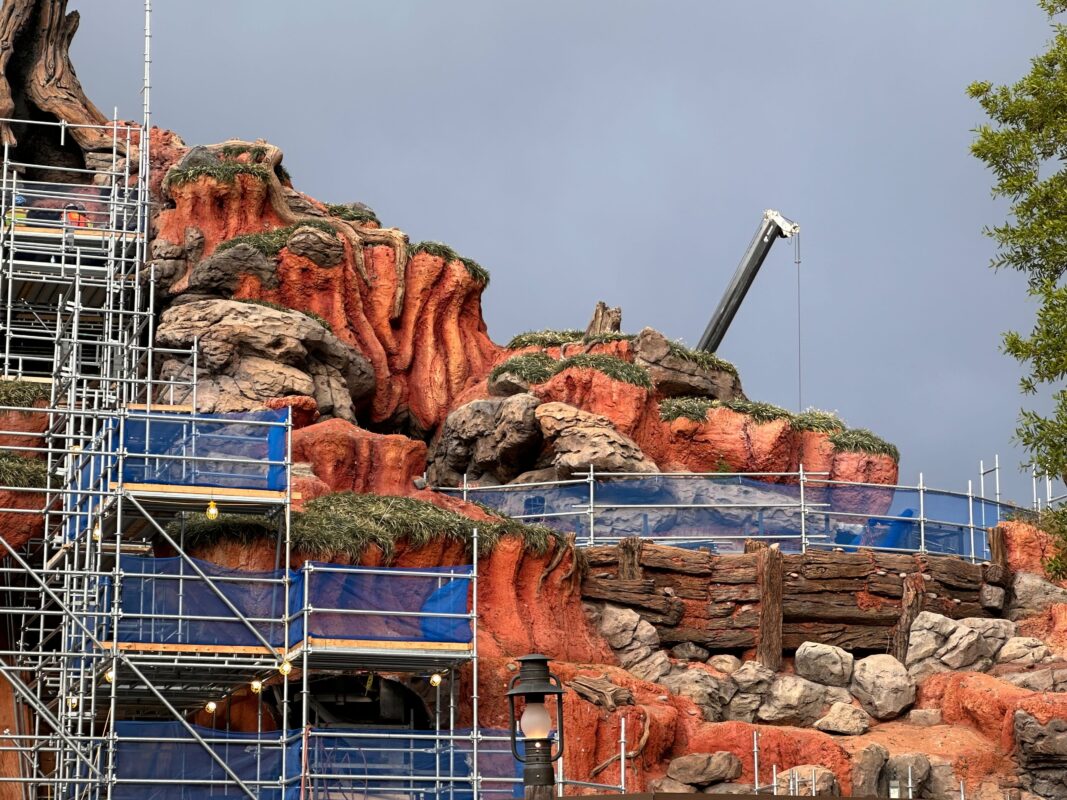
left=439, top=465, right=1014, bottom=563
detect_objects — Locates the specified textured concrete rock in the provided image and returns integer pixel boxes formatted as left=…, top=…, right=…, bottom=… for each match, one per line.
left=925, top=756, right=959, bottom=800
left=851, top=743, right=889, bottom=798
left=1015, top=709, right=1067, bottom=800
left=850, top=654, right=915, bottom=720
left=907, top=708, right=943, bottom=726
left=704, top=783, right=755, bottom=795
left=707, top=654, right=741, bottom=674
left=907, top=611, right=959, bottom=665
left=1009, top=573, right=1067, bottom=620
left=632, top=327, right=743, bottom=400
left=757, top=675, right=850, bottom=727
left=795, top=641, right=854, bottom=686
left=285, top=225, right=345, bottom=267
left=724, top=692, right=762, bottom=722
left=980, top=583, right=1006, bottom=611
left=960, top=617, right=1016, bottom=658
left=908, top=657, right=951, bottom=683
left=1005, top=670, right=1056, bottom=692
left=427, top=394, right=543, bottom=486
left=487, top=370, right=530, bottom=397
left=187, top=243, right=275, bottom=294
left=649, top=776, right=696, bottom=793
left=671, top=642, right=710, bottom=661
left=662, top=669, right=737, bottom=722
left=629, top=649, right=672, bottom=682
left=156, top=299, right=374, bottom=419
left=633, top=619, right=659, bottom=647
left=813, top=701, right=871, bottom=735
left=886, top=753, right=930, bottom=795
left=997, top=637, right=1052, bottom=666
left=596, top=605, right=641, bottom=649
left=666, top=752, right=742, bottom=786
left=775, top=765, right=838, bottom=796
left=536, top=402, right=659, bottom=478
left=730, top=661, right=775, bottom=694
left=935, top=625, right=983, bottom=669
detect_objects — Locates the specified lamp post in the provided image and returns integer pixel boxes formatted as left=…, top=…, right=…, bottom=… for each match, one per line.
left=507, top=654, right=565, bottom=800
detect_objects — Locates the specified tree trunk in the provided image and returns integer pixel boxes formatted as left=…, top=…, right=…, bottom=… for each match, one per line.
left=585, top=301, right=622, bottom=338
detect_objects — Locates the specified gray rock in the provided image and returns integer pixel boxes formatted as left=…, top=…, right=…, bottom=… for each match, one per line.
left=487, top=370, right=529, bottom=397
left=188, top=243, right=276, bottom=295
left=757, top=675, right=850, bottom=727
left=633, top=619, right=660, bottom=647
left=907, top=708, right=943, bottom=726
left=703, top=783, right=754, bottom=795
left=730, top=661, right=775, bottom=694
left=629, top=650, right=672, bottom=683
left=724, top=692, right=762, bottom=722
left=672, top=642, right=711, bottom=662
left=795, top=641, right=854, bottom=686
left=908, top=657, right=951, bottom=683
left=980, top=583, right=1006, bottom=611
left=887, top=753, right=930, bottom=795
left=907, top=611, right=959, bottom=665
left=935, top=625, right=983, bottom=669
left=662, top=669, right=737, bottom=722
left=597, top=605, right=640, bottom=649
left=632, top=327, right=744, bottom=401
left=649, top=776, right=696, bottom=793
left=924, top=756, right=958, bottom=800
left=776, top=765, right=838, bottom=796
left=960, top=617, right=1016, bottom=658
left=667, top=752, right=742, bottom=786
left=813, top=701, right=871, bottom=735
left=427, top=393, right=544, bottom=486
left=851, top=743, right=889, bottom=798
left=285, top=225, right=345, bottom=267
left=1015, top=708, right=1067, bottom=800
left=1009, top=572, right=1067, bottom=621
left=850, top=654, right=916, bottom=720
left=155, top=299, right=374, bottom=420
left=1004, top=669, right=1056, bottom=692
left=536, top=402, right=660, bottom=478
left=707, top=654, right=742, bottom=674
left=997, top=637, right=1052, bottom=666
left=615, top=640, right=653, bottom=669
left=912, top=610, right=961, bottom=638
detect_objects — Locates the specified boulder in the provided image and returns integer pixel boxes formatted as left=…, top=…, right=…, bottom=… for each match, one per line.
left=672, top=642, right=710, bottom=662
left=730, top=661, right=775, bottom=694
left=959, top=617, right=1015, bottom=658
left=662, top=669, right=737, bottom=722
left=795, top=641, right=854, bottom=686
left=935, top=625, right=983, bottom=669
left=724, top=692, right=762, bottom=723
left=997, top=637, right=1052, bottom=666
left=907, top=708, right=943, bottom=726
left=628, top=650, right=671, bottom=683
left=886, top=753, right=930, bottom=796
left=908, top=657, right=951, bottom=683
left=775, top=765, right=838, bottom=796
left=427, top=394, right=543, bottom=486
left=536, top=402, right=659, bottom=478
left=648, top=776, right=696, bottom=793
left=979, top=583, right=1006, bottom=611
left=1004, top=670, right=1056, bottom=692
left=707, top=654, right=741, bottom=674
left=596, top=605, right=641, bottom=649
left=813, top=701, right=871, bottom=735
left=925, top=756, right=959, bottom=800
left=632, top=327, right=743, bottom=400
left=757, top=675, right=850, bottom=727
left=850, top=654, right=915, bottom=720
left=285, top=225, right=345, bottom=266
left=666, top=752, right=742, bottom=786
left=1009, top=573, right=1067, bottom=621
left=1015, top=708, right=1067, bottom=800
left=704, top=783, right=754, bottom=795
left=851, top=743, right=889, bottom=798
left=633, top=619, right=660, bottom=647
left=187, top=243, right=276, bottom=294
left=487, top=369, right=530, bottom=397
left=907, top=611, right=959, bottom=666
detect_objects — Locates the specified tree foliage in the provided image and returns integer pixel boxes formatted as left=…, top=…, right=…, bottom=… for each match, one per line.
left=970, top=0, right=1067, bottom=479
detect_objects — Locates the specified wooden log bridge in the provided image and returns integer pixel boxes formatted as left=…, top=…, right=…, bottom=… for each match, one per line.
left=581, top=530, right=1012, bottom=667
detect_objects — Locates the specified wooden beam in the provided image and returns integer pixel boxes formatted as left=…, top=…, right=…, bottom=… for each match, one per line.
left=889, top=573, right=926, bottom=663
left=618, top=536, right=643, bottom=581
left=755, top=544, right=783, bottom=671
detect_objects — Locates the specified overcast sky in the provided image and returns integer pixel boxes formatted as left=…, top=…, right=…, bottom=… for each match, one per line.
left=70, top=1, right=1059, bottom=505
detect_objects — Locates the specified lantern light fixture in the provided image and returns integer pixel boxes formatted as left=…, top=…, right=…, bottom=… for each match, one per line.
left=250, top=680, right=263, bottom=695
left=429, top=672, right=443, bottom=688
left=205, top=501, right=219, bottom=521
left=506, top=654, right=565, bottom=790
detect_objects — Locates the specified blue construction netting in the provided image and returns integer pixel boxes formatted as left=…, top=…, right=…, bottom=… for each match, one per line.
left=462, top=475, right=1010, bottom=560
left=303, top=728, right=520, bottom=800
left=112, top=555, right=288, bottom=647
left=291, top=564, right=472, bottom=645
left=113, top=721, right=300, bottom=800
left=106, top=556, right=472, bottom=648
left=117, top=408, right=288, bottom=491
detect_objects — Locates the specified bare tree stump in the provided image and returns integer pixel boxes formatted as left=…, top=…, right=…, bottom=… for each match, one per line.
left=617, top=536, right=642, bottom=581
left=890, top=573, right=926, bottom=663
left=585, top=301, right=622, bottom=338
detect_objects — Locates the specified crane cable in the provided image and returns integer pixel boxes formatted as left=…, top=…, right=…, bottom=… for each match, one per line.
left=795, top=232, right=803, bottom=413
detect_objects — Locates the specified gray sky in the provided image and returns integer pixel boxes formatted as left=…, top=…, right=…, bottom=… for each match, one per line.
left=70, top=1, right=1059, bottom=505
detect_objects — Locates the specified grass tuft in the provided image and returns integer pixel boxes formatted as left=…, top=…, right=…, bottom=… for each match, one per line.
left=790, top=408, right=846, bottom=433
left=660, top=396, right=714, bottom=422
left=489, top=353, right=558, bottom=385
left=0, top=452, right=48, bottom=488
left=165, top=514, right=275, bottom=550
left=505, top=330, right=585, bottom=349
left=584, top=332, right=635, bottom=345
left=326, top=203, right=381, bottom=226
left=163, top=161, right=271, bottom=191
left=407, top=242, right=490, bottom=285
left=715, top=398, right=794, bottom=424
left=829, top=428, right=900, bottom=462
left=237, top=299, right=334, bottom=334
left=666, top=340, right=739, bottom=377
left=0, top=381, right=49, bottom=409
left=556, top=354, right=653, bottom=388
left=292, top=492, right=560, bottom=561
left=220, top=144, right=268, bottom=162
left=216, top=220, right=337, bottom=259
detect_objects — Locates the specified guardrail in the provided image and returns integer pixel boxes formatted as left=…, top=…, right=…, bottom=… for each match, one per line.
left=438, top=467, right=1015, bottom=562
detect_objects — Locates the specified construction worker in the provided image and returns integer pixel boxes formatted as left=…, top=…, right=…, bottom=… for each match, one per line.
left=4, top=194, right=27, bottom=226
left=63, top=203, right=89, bottom=228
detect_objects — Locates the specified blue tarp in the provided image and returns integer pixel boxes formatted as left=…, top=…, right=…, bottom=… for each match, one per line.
left=108, top=556, right=472, bottom=649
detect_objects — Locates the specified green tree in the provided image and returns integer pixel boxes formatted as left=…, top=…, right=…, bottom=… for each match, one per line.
left=970, top=0, right=1067, bottom=480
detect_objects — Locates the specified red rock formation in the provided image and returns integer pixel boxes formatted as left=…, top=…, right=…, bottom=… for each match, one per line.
left=291, top=418, right=427, bottom=495
left=265, top=395, right=320, bottom=429
left=1002, top=520, right=1058, bottom=578
left=0, top=489, right=44, bottom=551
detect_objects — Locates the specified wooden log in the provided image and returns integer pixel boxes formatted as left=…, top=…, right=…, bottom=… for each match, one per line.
left=867, top=573, right=905, bottom=598
left=580, top=577, right=677, bottom=616
left=567, top=675, right=634, bottom=711
left=923, top=556, right=983, bottom=590
left=798, top=550, right=871, bottom=579
left=889, top=573, right=926, bottom=662
left=782, top=623, right=893, bottom=651
left=873, top=552, right=920, bottom=573
left=784, top=576, right=867, bottom=594
left=618, top=536, right=643, bottom=580
left=989, top=526, right=1008, bottom=570
left=982, top=562, right=1009, bottom=588
left=708, top=583, right=759, bottom=603
left=659, top=626, right=756, bottom=649
left=583, top=546, right=618, bottom=567
left=648, top=573, right=709, bottom=600
left=710, top=553, right=759, bottom=584
left=756, top=545, right=783, bottom=671
left=639, top=543, right=715, bottom=575
left=783, top=594, right=901, bottom=624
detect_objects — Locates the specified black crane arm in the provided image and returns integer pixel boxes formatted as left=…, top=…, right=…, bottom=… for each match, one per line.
left=696, top=209, right=799, bottom=353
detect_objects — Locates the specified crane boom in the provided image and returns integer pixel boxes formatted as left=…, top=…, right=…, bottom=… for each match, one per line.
left=696, top=209, right=799, bottom=353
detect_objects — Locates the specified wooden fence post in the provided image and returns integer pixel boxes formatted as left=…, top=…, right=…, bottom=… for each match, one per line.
left=755, top=544, right=783, bottom=671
